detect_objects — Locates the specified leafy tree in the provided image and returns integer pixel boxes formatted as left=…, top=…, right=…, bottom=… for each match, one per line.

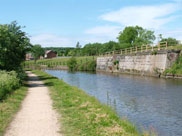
left=101, top=41, right=120, bottom=53
left=0, top=21, right=31, bottom=71
left=31, top=44, right=44, bottom=63
left=82, top=43, right=102, bottom=56
left=117, top=26, right=155, bottom=48
left=160, top=37, right=178, bottom=46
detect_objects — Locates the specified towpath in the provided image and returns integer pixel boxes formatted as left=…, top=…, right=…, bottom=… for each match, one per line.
left=5, top=71, right=61, bottom=136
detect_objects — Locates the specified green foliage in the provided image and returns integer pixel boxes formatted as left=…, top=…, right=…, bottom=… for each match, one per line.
left=82, top=43, right=103, bottom=56
left=0, top=80, right=27, bottom=135
left=117, top=26, right=155, bottom=48
left=0, top=21, right=31, bottom=71
left=160, top=37, right=178, bottom=46
left=0, top=71, right=20, bottom=100
left=164, top=56, right=182, bottom=75
left=151, top=51, right=157, bottom=55
left=78, top=59, right=96, bottom=71
left=67, top=57, right=77, bottom=71
left=31, top=44, right=45, bottom=63
left=114, top=60, right=119, bottom=65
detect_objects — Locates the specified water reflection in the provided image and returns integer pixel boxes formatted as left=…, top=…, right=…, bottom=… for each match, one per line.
left=45, top=70, right=182, bottom=136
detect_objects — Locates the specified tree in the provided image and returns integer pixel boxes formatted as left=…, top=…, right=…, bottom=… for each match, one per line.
left=101, top=41, right=120, bottom=53
left=31, top=44, right=45, bottom=63
left=73, top=42, right=82, bottom=56
left=0, top=21, right=31, bottom=71
left=117, top=26, right=155, bottom=48
left=82, top=43, right=102, bottom=56
left=76, top=41, right=81, bottom=48
left=160, top=37, right=178, bottom=46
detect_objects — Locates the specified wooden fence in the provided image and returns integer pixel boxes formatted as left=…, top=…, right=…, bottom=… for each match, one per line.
left=101, top=41, right=182, bottom=56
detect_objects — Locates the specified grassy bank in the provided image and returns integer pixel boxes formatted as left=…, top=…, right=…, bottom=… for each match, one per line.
left=25, top=56, right=96, bottom=67
left=25, top=56, right=97, bottom=72
left=0, top=80, right=28, bottom=136
left=32, top=70, right=153, bottom=136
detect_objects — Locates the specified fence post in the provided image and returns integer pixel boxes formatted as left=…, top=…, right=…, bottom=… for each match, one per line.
left=158, top=42, right=160, bottom=50
left=166, top=41, right=168, bottom=49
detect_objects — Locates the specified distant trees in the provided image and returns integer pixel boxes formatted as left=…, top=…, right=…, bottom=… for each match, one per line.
left=31, top=44, right=45, bottom=63
left=159, top=34, right=178, bottom=46
left=42, top=26, right=178, bottom=57
left=117, top=26, right=156, bottom=48
left=44, top=47, right=74, bottom=56
left=0, top=21, right=31, bottom=71
left=161, top=37, right=178, bottom=44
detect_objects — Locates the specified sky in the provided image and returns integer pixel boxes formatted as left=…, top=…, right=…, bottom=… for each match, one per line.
left=0, top=0, right=182, bottom=47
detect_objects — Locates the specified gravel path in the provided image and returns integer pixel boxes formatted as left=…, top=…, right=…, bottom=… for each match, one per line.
left=5, top=72, right=61, bottom=136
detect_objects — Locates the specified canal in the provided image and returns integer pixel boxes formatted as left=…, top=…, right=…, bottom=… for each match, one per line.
left=45, top=70, right=182, bottom=136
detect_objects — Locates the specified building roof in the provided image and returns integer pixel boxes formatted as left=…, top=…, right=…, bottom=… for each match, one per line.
left=45, top=50, right=53, bottom=54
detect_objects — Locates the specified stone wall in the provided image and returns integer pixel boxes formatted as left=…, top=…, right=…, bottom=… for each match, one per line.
left=96, top=50, right=180, bottom=75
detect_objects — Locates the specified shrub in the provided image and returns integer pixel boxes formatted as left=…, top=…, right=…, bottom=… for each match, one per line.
left=113, top=60, right=119, bottom=65
left=87, top=60, right=96, bottom=71
left=0, top=71, right=20, bottom=100
left=151, top=50, right=157, bottom=55
left=67, top=57, right=77, bottom=71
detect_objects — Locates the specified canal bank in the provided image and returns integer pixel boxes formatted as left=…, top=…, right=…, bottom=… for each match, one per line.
left=32, top=70, right=152, bottom=136
left=45, top=69, right=182, bottom=136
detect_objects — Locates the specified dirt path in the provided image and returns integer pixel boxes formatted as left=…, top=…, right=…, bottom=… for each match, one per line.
left=5, top=72, right=61, bottom=136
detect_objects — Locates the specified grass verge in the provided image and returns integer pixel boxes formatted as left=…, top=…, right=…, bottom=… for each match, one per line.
left=32, top=70, right=152, bottom=136
left=0, top=80, right=28, bottom=136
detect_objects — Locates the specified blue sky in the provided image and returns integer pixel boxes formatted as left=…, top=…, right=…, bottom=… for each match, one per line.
left=0, top=0, right=182, bottom=47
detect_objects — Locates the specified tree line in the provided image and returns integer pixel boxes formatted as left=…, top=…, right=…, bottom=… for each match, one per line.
left=47, top=26, right=179, bottom=57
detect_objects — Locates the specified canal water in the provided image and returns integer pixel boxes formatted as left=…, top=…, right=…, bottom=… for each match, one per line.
left=45, top=70, right=182, bottom=136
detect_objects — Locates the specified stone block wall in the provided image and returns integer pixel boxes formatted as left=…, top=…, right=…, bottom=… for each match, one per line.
left=96, top=50, right=180, bottom=75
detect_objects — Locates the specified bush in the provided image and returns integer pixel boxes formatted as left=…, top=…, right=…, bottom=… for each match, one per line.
left=87, top=60, right=96, bottom=71
left=0, top=71, right=20, bottom=100
left=67, top=57, right=77, bottom=71
left=164, top=56, right=182, bottom=75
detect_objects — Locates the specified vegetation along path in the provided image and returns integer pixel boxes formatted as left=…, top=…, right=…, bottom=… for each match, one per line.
left=5, top=71, right=61, bottom=136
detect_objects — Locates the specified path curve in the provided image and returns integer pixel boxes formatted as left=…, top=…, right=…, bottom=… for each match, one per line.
left=5, top=71, right=61, bottom=136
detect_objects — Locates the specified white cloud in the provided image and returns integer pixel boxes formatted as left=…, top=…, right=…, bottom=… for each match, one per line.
left=85, top=25, right=122, bottom=40
left=100, top=3, right=181, bottom=29
left=155, top=28, right=182, bottom=41
left=30, top=34, right=75, bottom=47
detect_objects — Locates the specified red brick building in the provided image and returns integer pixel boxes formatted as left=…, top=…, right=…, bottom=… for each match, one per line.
left=45, top=50, right=57, bottom=59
